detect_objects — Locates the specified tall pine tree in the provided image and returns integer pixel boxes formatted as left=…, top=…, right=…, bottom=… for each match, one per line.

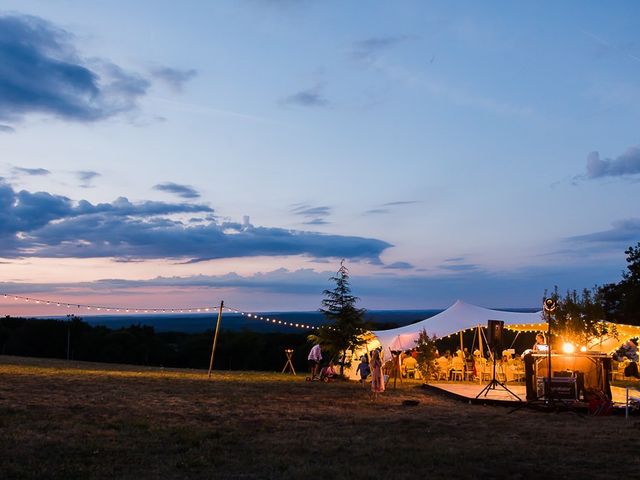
left=309, top=261, right=368, bottom=375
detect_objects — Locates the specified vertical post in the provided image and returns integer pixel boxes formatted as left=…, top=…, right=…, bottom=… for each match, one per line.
left=208, top=300, right=224, bottom=378
left=478, top=324, right=484, bottom=358
left=459, top=330, right=464, bottom=355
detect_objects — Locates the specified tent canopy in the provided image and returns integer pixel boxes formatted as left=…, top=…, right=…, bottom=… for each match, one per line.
left=371, top=299, right=544, bottom=351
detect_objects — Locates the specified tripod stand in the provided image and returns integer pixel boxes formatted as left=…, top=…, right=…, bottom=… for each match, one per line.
left=476, top=348, right=522, bottom=401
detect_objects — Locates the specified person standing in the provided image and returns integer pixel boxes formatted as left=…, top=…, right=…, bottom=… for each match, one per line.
left=308, top=343, right=322, bottom=380
left=356, top=355, right=370, bottom=386
left=370, top=349, right=385, bottom=400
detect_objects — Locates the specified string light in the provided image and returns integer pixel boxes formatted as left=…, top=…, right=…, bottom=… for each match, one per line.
left=0, top=292, right=322, bottom=332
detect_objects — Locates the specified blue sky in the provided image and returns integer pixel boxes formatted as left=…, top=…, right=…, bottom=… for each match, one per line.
left=0, top=1, right=639, bottom=314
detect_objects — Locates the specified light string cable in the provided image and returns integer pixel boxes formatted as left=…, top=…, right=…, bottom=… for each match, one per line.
left=224, top=305, right=318, bottom=330
left=0, top=293, right=319, bottom=331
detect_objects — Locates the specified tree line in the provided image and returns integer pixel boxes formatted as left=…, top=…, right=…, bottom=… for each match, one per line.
left=547, top=242, right=640, bottom=342
left=0, top=315, right=313, bottom=371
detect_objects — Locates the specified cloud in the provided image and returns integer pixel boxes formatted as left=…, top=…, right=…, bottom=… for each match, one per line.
left=280, top=83, right=328, bottom=107
left=439, top=263, right=480, bottom=272
left=291, top=205, right=331, bottom=217
left=382, top=200, right=420, bottom=207
left=0, top=181, right=391, bottom=262
left=0, top=14, right=149, bottom=126
left=291, top=204, right=331, bottom=225
left=580, top=147, right=640, bottom=180
left=0, top=124, right=15, bottom=133
left=364, top=200, right=419, bottom=215
left=383, top=261, right=414, bottom=270
left=351, top=36, right=410, bottom=65
left=153, top=182, right=201, bottom=199
left=303, top=218, right=330, bottom=226
left=1, top=260, right=623, bottom=310
left=568, top=218, right=640, bottom=245
left=76, top=170, right=100, bottom=188
left=150, top=66, right=197, bottom=92
left=12, top=167, right=50, bottom=176
left=363, top=208, right=389, bottom=215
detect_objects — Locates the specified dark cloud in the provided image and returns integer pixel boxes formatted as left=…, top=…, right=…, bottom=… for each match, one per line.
left=363, top=208, right=389, bottom=215
left=154, top=182, right=201, bottom=199
left=568, top=218, right=640, bottom=244
left=77, top=170, right=100, bottom=188
left=444, top=257, right=465, bottom=262
left=382, top=200, right=420, bottom=207
left=580, top=146, right=640, bottom=180
left=150, top=66, right=197, bottom=92
left=0, top=124, right=15, bottom=133
left=439, top=263, right=480, bottom=272
left=291, top=204, right=331, bottom=225
left=351, top=36, right=410, bottom=65
left=383, top=261, right=414, bottom=270
left=303, top=218, right=330, bottom=226
left=280, top=83, right=328, bottom=107
left=0, top=14, right=149, bottom=126
left=291, top=205, right=331, bottom=217
left=364, top=200, right=419, bottom=215
left=12, top=167, right=50, bottom=176
left=0, top=181, right=390, bottom=262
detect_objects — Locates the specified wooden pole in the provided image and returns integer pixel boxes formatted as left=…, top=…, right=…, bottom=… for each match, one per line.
left=459, top=330, right=464, bottom=355
left=208, top=300, right=224, bottom=378
left=478, top=324, right=484, bottom=358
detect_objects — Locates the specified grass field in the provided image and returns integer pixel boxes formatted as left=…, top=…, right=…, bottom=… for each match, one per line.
left=1, top=355, right=640, bottom=479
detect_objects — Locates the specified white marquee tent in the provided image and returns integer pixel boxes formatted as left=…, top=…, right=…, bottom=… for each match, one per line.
left=370, top=299, right=545, bottom=352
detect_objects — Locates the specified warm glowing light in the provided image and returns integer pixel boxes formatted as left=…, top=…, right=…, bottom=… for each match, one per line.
left=562, top=342, right=575, bottom=354
left=580, top=346, right=587, bottom=352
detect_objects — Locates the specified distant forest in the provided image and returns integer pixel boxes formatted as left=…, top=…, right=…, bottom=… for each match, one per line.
left=0, top=316, right=316, bottom=372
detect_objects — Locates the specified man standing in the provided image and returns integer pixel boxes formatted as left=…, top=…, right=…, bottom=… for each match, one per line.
left=308, top=343, right=322, bottom=380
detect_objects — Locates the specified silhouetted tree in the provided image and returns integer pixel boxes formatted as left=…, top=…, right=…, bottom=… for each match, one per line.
left=309, top=261, right=368, bottom=375
left=598, top=242, right=640, bottom=325
left=544, top=286, right=615, bottom=346
left=415, top=329, right=438, bottom=382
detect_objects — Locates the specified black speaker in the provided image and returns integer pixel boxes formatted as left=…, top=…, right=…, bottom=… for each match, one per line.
left=487, top=320, right=504, bottom=351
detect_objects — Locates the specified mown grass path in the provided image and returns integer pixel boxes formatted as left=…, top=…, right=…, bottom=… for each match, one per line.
left=1, top=356, right=639, bottom=479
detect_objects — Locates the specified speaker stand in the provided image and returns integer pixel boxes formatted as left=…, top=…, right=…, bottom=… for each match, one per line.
left=476, top=349, right=522, bottom=401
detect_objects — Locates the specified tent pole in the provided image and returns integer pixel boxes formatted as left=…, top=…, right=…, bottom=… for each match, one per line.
left=471, top=326, right=477, bottom=352
left=509, top=331, right=521, bottom=349
left=459, top=330, right=464, bottom=355
left=478, top=324, right=484, bottom=358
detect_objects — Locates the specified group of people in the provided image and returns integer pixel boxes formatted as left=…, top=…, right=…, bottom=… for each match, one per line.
left=435, top=345, right=528, bottom=382
left=308, top=343, right=386, bottom=399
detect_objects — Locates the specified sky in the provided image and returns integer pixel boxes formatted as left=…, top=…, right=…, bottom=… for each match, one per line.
left=1, top=0, right=639, bottom=316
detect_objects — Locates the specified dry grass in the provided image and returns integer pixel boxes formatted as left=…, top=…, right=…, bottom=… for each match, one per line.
left=1, top=355, right=639, bottom=479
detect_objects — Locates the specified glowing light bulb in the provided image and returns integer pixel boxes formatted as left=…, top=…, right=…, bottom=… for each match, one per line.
left=562, top=342, right=575, bottom=354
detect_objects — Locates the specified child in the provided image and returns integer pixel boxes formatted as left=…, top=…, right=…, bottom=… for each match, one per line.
left=356, top=355, right=370, bottom=386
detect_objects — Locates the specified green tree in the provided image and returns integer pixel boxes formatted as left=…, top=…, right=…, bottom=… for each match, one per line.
left=599, top=242, right=640, bottom=325
left=544, top=286, right=613, bottom=346
left=414, top=329, right=438, bottom=382
left=308, top=261, right=368, bottom=375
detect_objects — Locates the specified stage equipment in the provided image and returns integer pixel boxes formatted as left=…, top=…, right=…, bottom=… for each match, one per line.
left=476, top=320, right=521, bottom=401
left=487, top=319, right=504, bottom=351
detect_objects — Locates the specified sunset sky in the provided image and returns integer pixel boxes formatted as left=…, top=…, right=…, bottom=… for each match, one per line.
left=1, top=1, right=639, bottom=315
